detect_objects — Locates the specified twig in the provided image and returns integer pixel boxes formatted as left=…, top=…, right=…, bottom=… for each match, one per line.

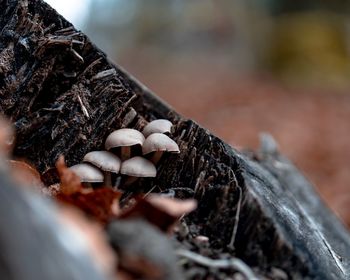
left=70, top=48, right=84, bottom=63
left=80, top=57, right=102, bottom=77
left=176, top=249, right=259, bottom=280
left=77, top=94, right=90, bottom=118
left=142, top=185, right=158, bottom=198
left=228, top=185, right=242, bottom=249
left=92, top=69, right=116, bottom=80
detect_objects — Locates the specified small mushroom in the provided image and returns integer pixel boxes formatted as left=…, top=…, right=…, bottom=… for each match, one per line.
left=105, top=128, right=145, bottom=161
left=83, top=151, right=121, bottom=187
left=142, top=119, right=173, bottom=138
left=120, top=156, right=157, bottom=186
left=69, top=163, right=104, bottom=188
left=194, top=235, right=209, bottom=244
left=142, top=133, right=180, bottom=164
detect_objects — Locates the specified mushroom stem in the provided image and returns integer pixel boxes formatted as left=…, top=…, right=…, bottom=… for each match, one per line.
left=104, top=171, right=112, bottom=188
left=82, top=182, right=94, bottom=189
left=151, top=151, right=163, bottom=164
left=121, top=146, right=131, bottom=161
left=113, top=176, right=122, bottom=189
left=124, top=176, right=138, bottom=186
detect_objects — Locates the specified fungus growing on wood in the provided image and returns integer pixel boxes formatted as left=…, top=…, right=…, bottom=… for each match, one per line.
left=83, top=151, right=121, bottom=187
left=142, top=133, right=180, bottom=164
left=105, top=128, right=145, bottom=161
left=142, top=119, right=173, bottom=138
left=120, top=156, right=156, bottom=185
left=69, top=163, right=104, bottom=188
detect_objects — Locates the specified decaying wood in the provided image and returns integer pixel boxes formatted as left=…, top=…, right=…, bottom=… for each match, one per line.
left=0, top=0, right=350, bottom=279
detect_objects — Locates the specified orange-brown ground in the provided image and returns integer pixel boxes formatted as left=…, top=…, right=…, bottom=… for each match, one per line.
left=120, top=57, right=350, bottom=228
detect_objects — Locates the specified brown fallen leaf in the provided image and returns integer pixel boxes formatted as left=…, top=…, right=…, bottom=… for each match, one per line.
left=147, top=194, right=197, bottom=217
left=0, top=116, right=14, bottom=156
left=119, top=195, right=197, bottom=233
left=56, top=155, right=82, bottom=195
left=53, top=155, right=122, bottom=224
left=56, top=188, right=122, bottom=224
left=8, top=159, right=44, bottom=192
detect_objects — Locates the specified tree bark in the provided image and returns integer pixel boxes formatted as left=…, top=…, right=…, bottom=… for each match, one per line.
left=0, top=0, right=349, bottom=279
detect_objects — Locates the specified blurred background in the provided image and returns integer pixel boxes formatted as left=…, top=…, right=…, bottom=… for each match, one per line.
left=45, top=0, right=350, bottom=227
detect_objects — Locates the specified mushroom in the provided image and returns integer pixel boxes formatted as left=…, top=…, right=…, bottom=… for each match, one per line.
left=83, top=151, right=121, bottom=187
left=142, top=119, right=173, bottom=138
left=69, top=163, right=104, bottom=188
left=142, top=133, right=180, bottom=164
left=105, top=128, right=145, bottom=161
left=120, top=156, right=157, bottom=186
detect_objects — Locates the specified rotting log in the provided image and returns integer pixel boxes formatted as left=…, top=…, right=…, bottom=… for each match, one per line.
left=0, top=0, right=349, bottom=279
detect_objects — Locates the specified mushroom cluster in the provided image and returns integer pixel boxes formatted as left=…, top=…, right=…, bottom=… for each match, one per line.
left=69, top=119, right=180, bottom=188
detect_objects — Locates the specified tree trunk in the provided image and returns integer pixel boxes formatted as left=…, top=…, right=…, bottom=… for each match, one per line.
left=0, top=0, right=349, bottom=279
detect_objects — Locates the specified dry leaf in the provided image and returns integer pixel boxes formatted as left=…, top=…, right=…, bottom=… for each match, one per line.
left=8, top=160, right=44, bottom=191
left=147, top=194, right=197, bottom=217
left=56, top=188, right=122, bottom=224
left=119, top=195, right=197, bottom=233
left=56, top=155, right=82, bottom=195
left=0, top=116, right=14, bottom=156
left=54, top=155, right=122, bottom=224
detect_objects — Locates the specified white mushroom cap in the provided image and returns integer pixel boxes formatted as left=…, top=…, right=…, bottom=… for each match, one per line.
left=105, top=128, right=145, bottom=150
left=142, top=119, right=173, bottom=137
left=69, top=163, right=104, bottom=183
left=83, top=151, right=121, bottom=173
left=142, top=133, right=180, bottom=155
left=120, top=156, right=157, bottom=177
